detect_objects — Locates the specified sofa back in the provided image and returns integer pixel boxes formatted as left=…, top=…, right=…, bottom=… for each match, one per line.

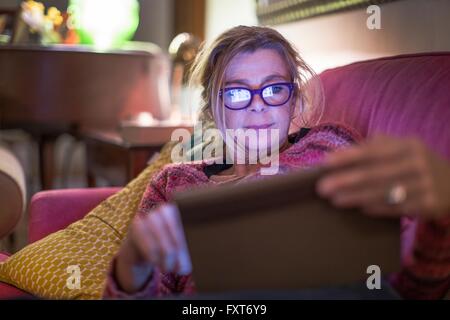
left=28, top=187, right=121, bottom=243
left=319, top=52, right=450, bottom=160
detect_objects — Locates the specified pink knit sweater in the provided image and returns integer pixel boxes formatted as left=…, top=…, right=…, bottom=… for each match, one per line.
left=104, top=123, right=450, bottom=299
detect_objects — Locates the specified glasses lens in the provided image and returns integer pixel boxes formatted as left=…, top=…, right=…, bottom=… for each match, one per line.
left=223, top=88, right=251, bottom=109
left=262, top=84, right=291, bottom=106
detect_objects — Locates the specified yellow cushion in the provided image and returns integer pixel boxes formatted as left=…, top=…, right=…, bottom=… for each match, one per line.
left=0, top=142, right=176, bottom=299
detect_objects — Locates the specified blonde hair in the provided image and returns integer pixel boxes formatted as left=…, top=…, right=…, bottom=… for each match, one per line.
left=189, top=25, right=324, bottom=132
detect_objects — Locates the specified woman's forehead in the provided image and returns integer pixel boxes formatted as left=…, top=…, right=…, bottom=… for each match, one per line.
left=224, top=49, right=290, bottom=83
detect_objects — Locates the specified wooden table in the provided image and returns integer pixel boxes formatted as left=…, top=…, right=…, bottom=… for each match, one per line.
left=82, top=130, right=165, bottom=187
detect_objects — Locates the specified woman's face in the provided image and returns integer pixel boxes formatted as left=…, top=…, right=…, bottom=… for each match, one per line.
left=220, top=48, right=294, bottom=153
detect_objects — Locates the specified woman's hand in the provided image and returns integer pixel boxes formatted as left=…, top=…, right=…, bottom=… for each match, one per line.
left=316, top=135, right=450, bottom=219
left=114, top=203, right=192, bottom=293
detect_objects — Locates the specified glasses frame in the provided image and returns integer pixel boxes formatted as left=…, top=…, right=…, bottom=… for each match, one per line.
left=219, top=82, right=295, bottom=110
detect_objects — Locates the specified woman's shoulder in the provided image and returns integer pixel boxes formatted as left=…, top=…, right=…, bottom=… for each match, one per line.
left=280, top=122, right=363, bottom=164
left=139, top=161, right=211, bottom=211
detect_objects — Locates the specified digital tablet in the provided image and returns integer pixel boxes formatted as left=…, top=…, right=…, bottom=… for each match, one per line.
left=174, top=167, right=400, bottom=293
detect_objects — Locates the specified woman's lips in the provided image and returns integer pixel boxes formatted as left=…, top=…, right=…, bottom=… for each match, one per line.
left=244, top=123, right=275, bottom=129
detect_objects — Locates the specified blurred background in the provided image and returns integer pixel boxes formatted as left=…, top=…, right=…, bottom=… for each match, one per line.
left=1, top=0, right=447, bottom=70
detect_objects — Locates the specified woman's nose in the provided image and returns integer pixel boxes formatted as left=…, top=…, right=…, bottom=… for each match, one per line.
left=248, top=93, right=266, bottom=112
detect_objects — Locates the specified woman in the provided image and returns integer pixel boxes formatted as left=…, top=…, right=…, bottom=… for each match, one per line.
left=104, top=26, right=450, bottom=299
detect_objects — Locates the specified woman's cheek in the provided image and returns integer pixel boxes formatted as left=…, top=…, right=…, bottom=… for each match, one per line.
left=224, top=111, right=244, bottom=130
left=274, top=111, right=291, bottom=134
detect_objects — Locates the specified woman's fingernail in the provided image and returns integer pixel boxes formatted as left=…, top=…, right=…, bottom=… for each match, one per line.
left=331, top=196, right=345, bottom=207
left=178, top=250, right=192, bottom=275
left=317, top=180, right=331, bottom=196
left=165, top=253, right=176, bottom=271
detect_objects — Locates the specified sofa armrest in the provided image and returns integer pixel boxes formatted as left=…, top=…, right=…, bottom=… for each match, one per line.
left=0, top=146, right=26, bottom=239
left=28, top=187, right=121, bottom=243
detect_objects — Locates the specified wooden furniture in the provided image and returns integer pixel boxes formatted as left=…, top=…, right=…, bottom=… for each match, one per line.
left=82, top=122, right=193, bottom=186
left=0, top=8, right=18, bottom=43
left=174, top=0, right=205, bottom=41
left=0, top=43, right=169, bottom=189
left=82, top=129, right=164, bottom=187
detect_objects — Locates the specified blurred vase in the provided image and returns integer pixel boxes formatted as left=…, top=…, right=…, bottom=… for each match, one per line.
left=168, top=33, right=202, bottom=124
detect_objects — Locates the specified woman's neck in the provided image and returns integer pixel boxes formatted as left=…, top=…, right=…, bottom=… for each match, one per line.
left=224, top=138, right=292, bottom=177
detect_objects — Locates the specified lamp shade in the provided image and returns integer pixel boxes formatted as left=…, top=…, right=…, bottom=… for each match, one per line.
left=68, top=0, right=140, bottom=49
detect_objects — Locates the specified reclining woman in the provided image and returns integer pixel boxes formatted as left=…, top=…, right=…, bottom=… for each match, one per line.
left=104, top=26, right=450, bottom=299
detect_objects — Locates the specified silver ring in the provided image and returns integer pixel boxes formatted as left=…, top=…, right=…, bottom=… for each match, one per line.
left=386, top=184, right=407, bottom=205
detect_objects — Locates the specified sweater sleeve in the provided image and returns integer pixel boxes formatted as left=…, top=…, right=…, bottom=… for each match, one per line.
left=390, top=216, right=450, bottom=299
left=103, top=165, right=199, bottom=299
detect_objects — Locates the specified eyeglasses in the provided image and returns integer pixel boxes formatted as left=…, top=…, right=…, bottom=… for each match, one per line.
left=219, top=82, right=294, bottom=110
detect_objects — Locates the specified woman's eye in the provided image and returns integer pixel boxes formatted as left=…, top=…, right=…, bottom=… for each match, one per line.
left=271, top=86, right=284, bottom=94
left=225, top=90, right=234, bottom=98
left=226, top=89, right=250, bottom=102
left=263, top=85, right=284, bottom=98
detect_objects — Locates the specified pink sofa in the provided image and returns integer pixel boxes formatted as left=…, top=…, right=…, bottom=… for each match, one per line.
left=0, top=187, right=121, bottom=299
left=1, top=52, right=449, bottom=299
